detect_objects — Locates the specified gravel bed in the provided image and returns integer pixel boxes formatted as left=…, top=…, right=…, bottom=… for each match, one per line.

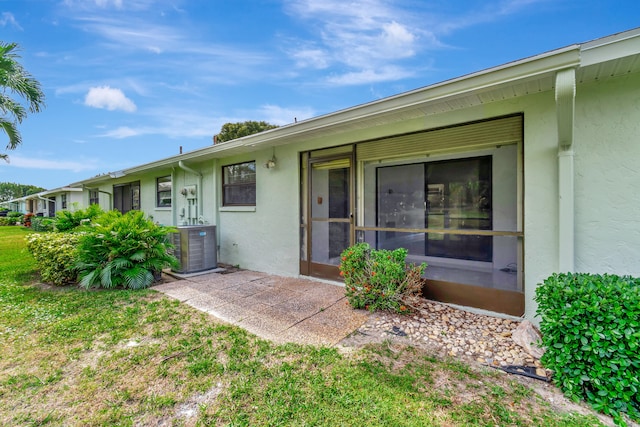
left=342, top=298, right=545, bottom=374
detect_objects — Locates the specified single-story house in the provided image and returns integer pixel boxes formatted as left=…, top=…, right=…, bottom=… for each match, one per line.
left=14, top=28, right=640, bottom=320
left=3, top=186, right=84, bottom=217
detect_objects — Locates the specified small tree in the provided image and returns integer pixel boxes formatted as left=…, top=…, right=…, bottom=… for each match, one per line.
left=0, top=42, right=46, bottom=161
left=215, top=121, right=278, bottom=143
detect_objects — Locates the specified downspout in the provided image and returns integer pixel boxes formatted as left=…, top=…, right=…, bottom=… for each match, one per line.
left=178, top=160, right=203, bottom=220
left=211, top=158, right=221, bottom=257
left=36, top=193, right=53, bottom=216
left=171, top=167, right=177, bottom=226
left=555, top=68, right=576, bottom=272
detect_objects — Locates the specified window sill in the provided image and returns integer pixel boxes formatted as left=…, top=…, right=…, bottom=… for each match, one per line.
left=219, top=206, right=256, bottom=213
left=154, top=207, right=172, bottom=211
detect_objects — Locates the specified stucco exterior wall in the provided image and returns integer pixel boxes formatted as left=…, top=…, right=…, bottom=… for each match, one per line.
left=217, top=148, right=300, bottom=275
left=574, top=72, right=640, bottom=276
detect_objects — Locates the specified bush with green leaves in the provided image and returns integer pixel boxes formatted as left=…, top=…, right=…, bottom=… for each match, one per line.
left=340, top=243, right=426, bottom=313
left=30, top=216, right=55, bottom=231
left=535, top=273, right=639, bottom=426
left=1, top=211, right=23, bottom=225
left=76, top=210, right=178, bottom=290
left=54, top=204, right=104, bottom=232
left=25, top=232, right=81, bottom=285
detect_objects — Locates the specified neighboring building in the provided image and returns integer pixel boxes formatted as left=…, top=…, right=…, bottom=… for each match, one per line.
left=4, top=187, right=84, bottom=217
left=13, top=28, right=640, bottom=320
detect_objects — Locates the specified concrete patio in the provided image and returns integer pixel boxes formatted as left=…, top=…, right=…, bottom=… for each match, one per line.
left=153, top=270, right=370, bottom=346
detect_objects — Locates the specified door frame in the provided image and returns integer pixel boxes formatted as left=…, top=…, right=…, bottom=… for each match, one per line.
left=300, top=149, right=355, bottom=281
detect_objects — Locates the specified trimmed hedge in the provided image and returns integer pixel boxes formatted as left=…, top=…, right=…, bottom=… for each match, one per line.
left=535, top=273, right=640, bottom=426
left=25, top=233, right=81, bottom=286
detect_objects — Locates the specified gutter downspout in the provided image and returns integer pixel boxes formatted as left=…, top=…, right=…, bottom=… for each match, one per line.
left=211, top=158, right=221, bottom=258
left=178, top=160, right=203, bottom=221
left=171, top=167, right=177, bottom=226
left=555, top=67, right=576, bottom=272
left=37, top=193, right=54, bottom=216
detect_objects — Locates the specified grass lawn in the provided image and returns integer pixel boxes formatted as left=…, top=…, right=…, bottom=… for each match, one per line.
left=0, top=226, right=604, bottom=426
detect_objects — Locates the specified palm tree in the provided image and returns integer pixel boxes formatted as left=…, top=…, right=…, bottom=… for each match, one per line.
left=0, top=42, right=45, bottom=161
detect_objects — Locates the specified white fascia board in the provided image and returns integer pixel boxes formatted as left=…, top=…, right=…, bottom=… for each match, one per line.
left=40, top=187, right=84, bottom=196
left=580, top=27, right=640, bottom=66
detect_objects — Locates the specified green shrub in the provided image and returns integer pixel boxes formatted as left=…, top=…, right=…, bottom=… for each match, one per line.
left=76, top=210, right=178, bottom=290
left=54, top=204, right=103, bottom=232
left=25, top=233, right=81, bottom=285
left=30, top=216, right=55, bottom=232
left=340, top=243, right=426, bottom=313
left=1, top=211, right=23, bottom=225
left=535, top=273, right=640, bottom=426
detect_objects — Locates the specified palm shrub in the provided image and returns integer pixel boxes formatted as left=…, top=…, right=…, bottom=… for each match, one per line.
left=535, top=273, right=639, bottom=426
left=340, top=243, right=426, bottom=313
left=54, top=204, right=103, bottom=232
left=76, top=210, right=178, bottom=289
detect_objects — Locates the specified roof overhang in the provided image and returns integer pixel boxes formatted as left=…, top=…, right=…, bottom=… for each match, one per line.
left=69, top=27, right=640, bottom=182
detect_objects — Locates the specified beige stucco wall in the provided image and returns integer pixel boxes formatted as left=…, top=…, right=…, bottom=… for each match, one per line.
left=217, top=149, right=301, bottom=274
left=574, top=72, right=640, bottom=276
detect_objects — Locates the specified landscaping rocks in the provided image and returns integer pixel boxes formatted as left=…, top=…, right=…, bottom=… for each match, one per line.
left=341, top=298, right=550, bottom=378
left=512, top=319, right=545, bottom=359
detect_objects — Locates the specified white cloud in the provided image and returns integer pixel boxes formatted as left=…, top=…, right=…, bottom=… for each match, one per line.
left=327, top=66, right=414, bottom=86
left=7, top=155, right=98, bottom=172
left=0, top=12, right=22, bottom=30
left=283, top=0, right=545, bottom=85
left=94, top=0, right=124, bottom=8
left=257, top=105, right=316, bottom=126
left=283, top=0, right=422, bottom=83
left=84, top=86, right=137, bottom=112
left=96, top=108, right=218, bottom=140
left=291, top=48, right=330, bottom=69
left=100, top=126, right=140, bottom=138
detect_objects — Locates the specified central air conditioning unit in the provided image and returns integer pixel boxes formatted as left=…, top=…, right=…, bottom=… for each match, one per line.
left=171, top=225, right=217, bottom=274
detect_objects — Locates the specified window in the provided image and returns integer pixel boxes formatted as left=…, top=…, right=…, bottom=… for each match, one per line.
left=113, top=181, right=140, bottom=213
left=89, top=190, right=99, bottom=205
left=376, top=156, right=493, bottom=262
left=223, top=161, right=256, bottom=206
left=61, top=194, right=67, bottom=209
left=156, top=176, right=172, bottom=207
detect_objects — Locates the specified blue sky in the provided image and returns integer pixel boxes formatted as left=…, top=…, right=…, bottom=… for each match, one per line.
left=1, top=0, right=639, bottom=189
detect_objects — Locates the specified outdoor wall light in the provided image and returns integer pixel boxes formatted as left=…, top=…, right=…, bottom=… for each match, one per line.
left=264, top=148, right=277, bottom=169
left=264, top=157, right=277, bottom=169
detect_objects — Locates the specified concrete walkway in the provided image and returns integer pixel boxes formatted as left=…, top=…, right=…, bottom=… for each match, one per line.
left=153, top=270, right=370, bottom=346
